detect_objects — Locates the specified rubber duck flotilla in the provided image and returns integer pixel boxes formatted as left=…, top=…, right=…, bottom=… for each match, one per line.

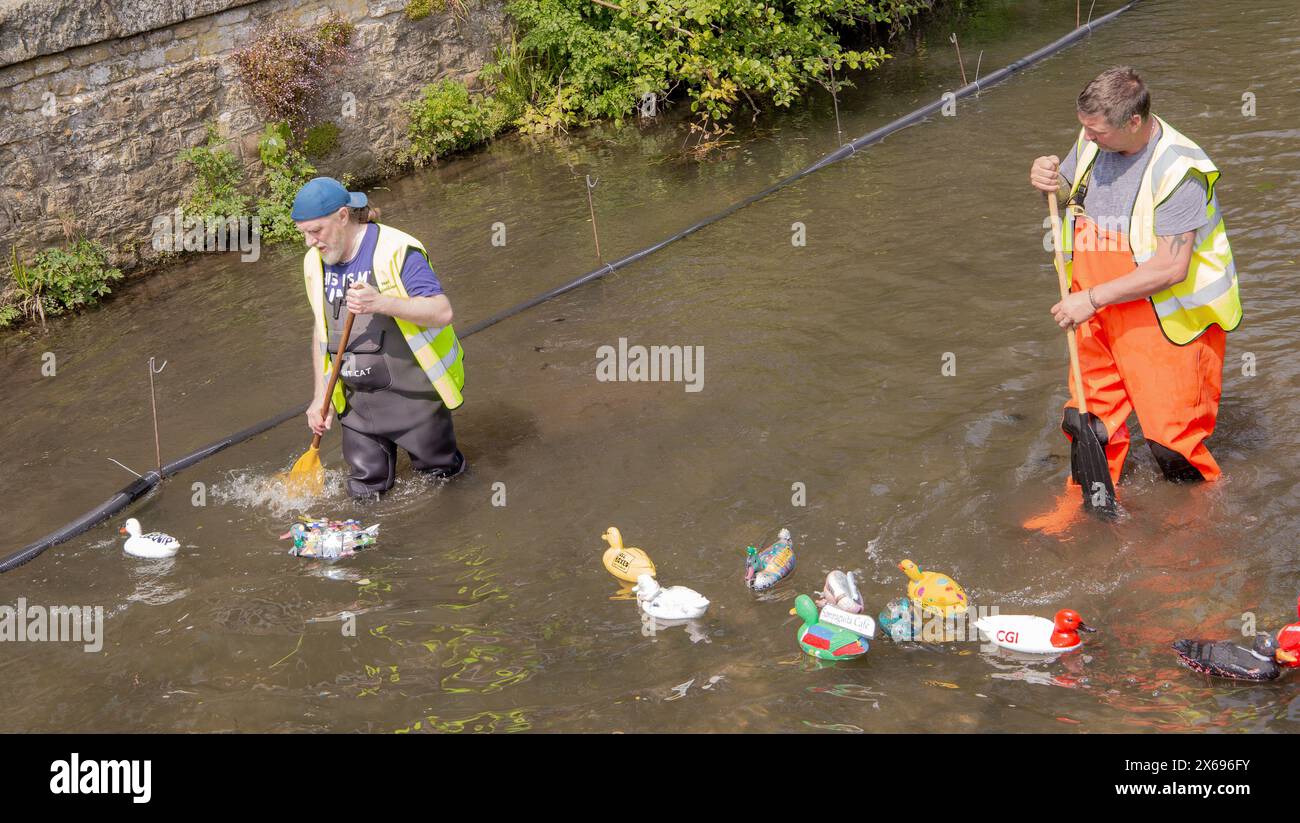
left=1173, top=633, right=1284, bottom=682
left=791, top=593, right=875, bottom=660
left=745, top=528, right=795, bottom=591
left=816, top=570, right=864, bottom=614
left=975, top=609, right=1096, bottom=654
left=602, top=527, right=656, bottom=583
left=119, top=518, right=180, bottom=559
left=280, top=517, right=378, bottom=560
left=633, top=573, right=709, bottom=620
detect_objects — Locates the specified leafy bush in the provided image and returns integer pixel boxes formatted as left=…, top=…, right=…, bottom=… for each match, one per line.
left=178, top=124, right=250, bottom=219
left=256, top=123, right=317, bottom=244
left=1, top=240, right=123, bottom=328
left=404, top=79, right=502, bottom=164
left=491, top=0, right=926, bottom=141
left=233, top=15, right=352, bottom=129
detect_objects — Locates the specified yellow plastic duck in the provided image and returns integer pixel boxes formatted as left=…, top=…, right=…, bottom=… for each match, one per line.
left=601, top=527, right=656, bottom=583
left=899, top=559, right=968, bottom=620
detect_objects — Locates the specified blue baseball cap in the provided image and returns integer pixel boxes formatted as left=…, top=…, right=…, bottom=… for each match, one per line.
left=290, top=177, right=368, bottom=221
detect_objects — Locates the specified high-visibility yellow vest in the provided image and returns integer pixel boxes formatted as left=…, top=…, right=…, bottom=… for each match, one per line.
left=303, top=224, right=465, bottom=414
left=1061, top=115, right=1243, bottom=345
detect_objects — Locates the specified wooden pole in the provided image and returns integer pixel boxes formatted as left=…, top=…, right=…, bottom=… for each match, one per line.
left=950, top=34, right=968, bottom=87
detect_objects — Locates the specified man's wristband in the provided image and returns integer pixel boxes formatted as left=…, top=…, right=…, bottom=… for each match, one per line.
left=1087, top=287, right=1101, bottom=311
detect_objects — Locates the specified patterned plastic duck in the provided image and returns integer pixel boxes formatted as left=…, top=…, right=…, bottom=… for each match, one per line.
left=878, top=597, right=918, bottom=642
left=879, top=560, right=968, bottom=642
left=816, top=570, right=863, bottom=614
left=790, top=594, right=874, bottom=660
left=898, top=559, right=967, bottom=619
left=280, top=517, right=378, bottom=561
left=746, top=528, right=795, bottom=591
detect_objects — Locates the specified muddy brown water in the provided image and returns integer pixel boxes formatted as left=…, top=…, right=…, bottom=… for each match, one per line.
left=2, top=0, right=1297, bottom=732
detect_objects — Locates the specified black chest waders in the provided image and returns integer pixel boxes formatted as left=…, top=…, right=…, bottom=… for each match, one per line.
left=326, top=294, right=465, bottom=498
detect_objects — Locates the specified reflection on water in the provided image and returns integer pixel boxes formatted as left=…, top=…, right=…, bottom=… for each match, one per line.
left=396, top=709, right=532, bottom=734
left=808, top=683, right=885, bottom=708
left=125, top=559, right=189, bottom=606
left=803, top=721, right=865, bottom=733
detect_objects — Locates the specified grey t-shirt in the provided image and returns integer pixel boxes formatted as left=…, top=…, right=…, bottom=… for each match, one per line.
left=1059, top=121, right=1209, bottom=238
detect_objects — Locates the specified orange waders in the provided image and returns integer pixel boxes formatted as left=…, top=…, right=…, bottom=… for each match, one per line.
left=1064, top=216, right=1225, bottom=486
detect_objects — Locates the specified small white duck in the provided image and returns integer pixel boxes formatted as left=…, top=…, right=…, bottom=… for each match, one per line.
left=975, top=609, right=1095, bottom=654
left=119, top=518, right=180, bottom=559
left=633, top=573, right=709, bottom=620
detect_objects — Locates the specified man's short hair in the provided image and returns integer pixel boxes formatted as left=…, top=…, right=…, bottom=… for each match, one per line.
left=1077, top=66, right=1150, bottom=128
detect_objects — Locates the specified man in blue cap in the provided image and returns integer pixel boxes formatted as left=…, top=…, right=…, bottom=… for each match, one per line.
left=291, top=177, right=467, bottom=498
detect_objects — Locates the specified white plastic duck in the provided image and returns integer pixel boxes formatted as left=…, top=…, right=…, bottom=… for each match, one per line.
left=632, top=573, right=709, bottom=620
left=119, top=518, right=180, bottom=559
left=975, top=609, right=1095, bottom=654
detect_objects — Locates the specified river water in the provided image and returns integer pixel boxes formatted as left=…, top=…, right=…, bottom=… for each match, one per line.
left=2, top=0, right=1297, bottom=732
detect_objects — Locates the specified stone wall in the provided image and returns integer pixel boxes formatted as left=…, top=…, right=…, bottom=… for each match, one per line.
left=0, top=0, right=508, bottom=268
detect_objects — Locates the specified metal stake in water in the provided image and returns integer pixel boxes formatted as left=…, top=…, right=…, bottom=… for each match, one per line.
left=950, top=33, right=968, bottom=87
left=584, top=174, right=602, bottom=263
left=148, top=357, right=167, bottom=475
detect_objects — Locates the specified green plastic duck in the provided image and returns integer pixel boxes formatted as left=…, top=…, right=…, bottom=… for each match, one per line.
left=791, top=594, right=870, bottom=660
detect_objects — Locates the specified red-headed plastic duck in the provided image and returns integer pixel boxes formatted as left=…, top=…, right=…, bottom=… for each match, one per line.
left=975, top=609, right=1095, bottom=654
left=1277, top=595, right=1300, bottom=669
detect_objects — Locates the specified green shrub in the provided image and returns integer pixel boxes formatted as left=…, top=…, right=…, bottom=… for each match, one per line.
left=303, top=121, right=341, bottom=158
left=179, top=124, right=250, bottom=219
left=256, top=125, right=317, bottom=244
left=1, top=240, right=123, bottom=328
left=404, top=79, right=500, bottom=165
left=493, top=0, right=926, bottom=141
